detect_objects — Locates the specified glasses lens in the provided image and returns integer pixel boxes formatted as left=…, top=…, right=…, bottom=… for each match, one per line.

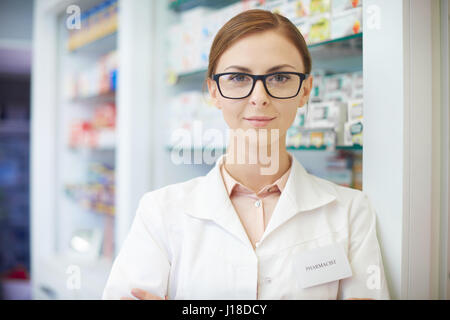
left=265, top=73, right=301, bottom=98
left=218, top=73, right=253, bottom=98
left=217, top=73, right=302, bottom=98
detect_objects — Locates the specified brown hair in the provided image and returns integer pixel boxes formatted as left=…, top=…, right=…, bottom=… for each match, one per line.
left=206, top=8, right=312, bottom=80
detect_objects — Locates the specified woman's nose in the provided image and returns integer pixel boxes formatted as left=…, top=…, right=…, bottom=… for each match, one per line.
left=249, top=79, right=269, bottom=107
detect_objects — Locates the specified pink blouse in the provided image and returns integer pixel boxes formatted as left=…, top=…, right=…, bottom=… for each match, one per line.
left=219, top=154, right=292, bottom=249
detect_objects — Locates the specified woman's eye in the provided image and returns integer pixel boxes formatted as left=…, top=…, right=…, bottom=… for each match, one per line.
left=271, top=74, right=290, bottom=82
left=229, top=74, right=248, bottom=82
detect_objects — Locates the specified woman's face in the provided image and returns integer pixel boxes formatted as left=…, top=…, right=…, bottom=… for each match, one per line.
left=207, top=30, right=313, bottom=144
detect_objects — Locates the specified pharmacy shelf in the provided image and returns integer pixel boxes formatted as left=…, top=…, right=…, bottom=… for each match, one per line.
left=169, top=0, right=240, bottom=12
left=68, top=31, right=118, bottom=57
left=68, top=91, right=116, bottom=105
left=308, top=32, right=362, bottom=49
left=289, top=144, right=362, bottom=151
left=309, top=33, right=362, bottom=74
left=32, top=0, right=154, bottom=300
left=166, top=144, right=363, bottom=152
left=172, top=32, right=362, bottom=82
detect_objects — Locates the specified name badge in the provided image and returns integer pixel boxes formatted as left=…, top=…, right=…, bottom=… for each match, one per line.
left=294, top=242, right=352, bottom=289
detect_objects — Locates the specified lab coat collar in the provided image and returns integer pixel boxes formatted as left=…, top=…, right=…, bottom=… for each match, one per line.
left=183, top=152, right=337, bottom=248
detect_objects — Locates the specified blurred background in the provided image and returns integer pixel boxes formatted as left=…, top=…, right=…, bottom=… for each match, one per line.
left=0, top=0, right=448, bottom=300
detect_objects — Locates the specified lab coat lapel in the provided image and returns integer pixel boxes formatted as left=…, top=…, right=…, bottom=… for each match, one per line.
left=259, top=153, right=337, bottom=243
left=183, top=154, right=253, bottom=248
left=182, top=153, right=337, bottom=247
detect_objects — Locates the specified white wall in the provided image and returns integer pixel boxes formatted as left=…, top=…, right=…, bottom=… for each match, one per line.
left=363, top=0, right=443, bottom=299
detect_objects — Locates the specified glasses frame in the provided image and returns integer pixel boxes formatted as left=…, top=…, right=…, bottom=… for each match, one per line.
left=212, top=71, right=309, bottom=99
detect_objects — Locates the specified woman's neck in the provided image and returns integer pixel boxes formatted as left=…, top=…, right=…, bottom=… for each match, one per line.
left=223, top=138, right=291, bottom=193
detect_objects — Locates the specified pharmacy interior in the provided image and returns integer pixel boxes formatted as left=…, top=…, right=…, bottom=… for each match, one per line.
left=31, top=0, right=449, bottom=299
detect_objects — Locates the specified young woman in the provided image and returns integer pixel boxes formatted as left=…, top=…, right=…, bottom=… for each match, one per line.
left=103, top=9, right=390, bottom=300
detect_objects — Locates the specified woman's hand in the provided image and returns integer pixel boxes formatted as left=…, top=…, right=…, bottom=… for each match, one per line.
left=121, top=288, right=168, bottom=300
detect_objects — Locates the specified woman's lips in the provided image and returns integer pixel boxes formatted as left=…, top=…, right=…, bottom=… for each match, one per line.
left=244, top=116, right=276, bottom=127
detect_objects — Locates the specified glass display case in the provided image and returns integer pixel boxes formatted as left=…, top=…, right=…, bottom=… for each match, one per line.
left=32, top=0, right=155, bottom=300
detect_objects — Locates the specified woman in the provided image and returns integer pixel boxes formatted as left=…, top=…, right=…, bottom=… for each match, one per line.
left=103, top=9, right=390, bottom=300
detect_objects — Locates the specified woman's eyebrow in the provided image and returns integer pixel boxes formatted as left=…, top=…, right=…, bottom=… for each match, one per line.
left=223, top=64, right=296, bottom=73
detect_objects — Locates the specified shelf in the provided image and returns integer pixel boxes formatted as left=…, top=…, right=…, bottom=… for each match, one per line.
left=166, top=144, right=363, bottom=152
left=286, top=144, right=363, bottom=151
left=68, top=31, right=117, bottom=57
left=309, top=33, right=362, bottom=73
left=68, top=128, right=116, bottom=152
left=68, top=145, right=116, bottom=153
left=335, top=144, right=362, bottom=150
left=171, top=33, right=362, bottom=82
left=308, top=32, right=362, bottom=49
left=68, top=91, right=116, bottom=105
left=169, top=0, right=240, bottom=12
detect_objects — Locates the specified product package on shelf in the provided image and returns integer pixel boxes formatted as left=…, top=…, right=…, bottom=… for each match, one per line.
left=344, top=118, right=363, bottom=146
left=311, top=130, right=336, bottom=148
left=309, top=13, right=331, bottom=43
left=293, top=104, right=308, bottom=128
left=167, top=24, right=183, bottom=75
left=64, top=162, right=115, bottom=217
left=330, top=6, right=362, bottom=39
left=286, top=126, right=337, bottom=149
left=347, top=98, right=363, bottom=122
left=343, top=98, right=363, bottom=146
left=168, top=91, right=201, bottom=142
left=294, top=17, right=311, bottom=44
left=307, top=101, right=346, bottom=130
left=286, top=106, right=307, bottom=147
left=323, top=72, right=354, bottom=101
left=259, top=0, right=285, bottom=14
left=309, top=70, right=325, bottom=101
left=351, top=151, right=362, bottom=190
left=278, top=0, right=311, bottom=21
left=331, top=0, right=362, bottom=14
left=310, top=0, right=331, bottom=15
left=65, top=50, right=117, bottom=100
left=352, top=71, right=363, bottom=98
left=168, top=91, right=227, bottom=150
left=68, top=103, right=116, bottom=150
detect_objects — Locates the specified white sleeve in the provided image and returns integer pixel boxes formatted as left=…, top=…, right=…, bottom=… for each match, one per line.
left=102, top=193, right=171, bottom=300
left=337, top=191, right=390, bottom=300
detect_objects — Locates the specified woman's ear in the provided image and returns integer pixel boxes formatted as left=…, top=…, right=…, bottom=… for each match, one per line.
left=207, top=78, right=222, bottom=110
left=298, top=75, right=313, bottom=108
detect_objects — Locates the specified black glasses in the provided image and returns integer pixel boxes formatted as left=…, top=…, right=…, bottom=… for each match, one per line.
left=212, top=71, right=308, bottom=99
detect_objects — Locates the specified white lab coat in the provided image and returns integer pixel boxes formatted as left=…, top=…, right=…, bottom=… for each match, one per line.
left=102, top=153, right=390, bottom=300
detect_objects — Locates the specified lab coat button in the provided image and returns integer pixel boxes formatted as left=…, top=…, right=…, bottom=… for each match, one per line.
left=264, top=277, right=272, bottom=284
left=254, top=200, right=261, bottom=208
